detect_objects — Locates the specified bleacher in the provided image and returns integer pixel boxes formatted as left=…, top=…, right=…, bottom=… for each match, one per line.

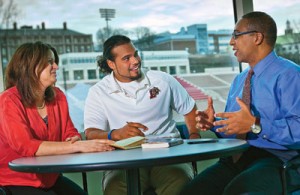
left=174, top=76, right=208, bottom=100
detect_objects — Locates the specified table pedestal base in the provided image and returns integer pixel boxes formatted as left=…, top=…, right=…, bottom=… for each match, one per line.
left=126, top=168, right=141, bottom=195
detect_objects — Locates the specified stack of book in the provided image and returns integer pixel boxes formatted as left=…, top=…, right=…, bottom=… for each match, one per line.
left=109, top=136, right=184, bottom=149
left=141, top=137, right=184, bottom=148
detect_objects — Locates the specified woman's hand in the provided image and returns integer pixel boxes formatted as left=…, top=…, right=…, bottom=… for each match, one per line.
left=75, top=139, right=115, bottom=153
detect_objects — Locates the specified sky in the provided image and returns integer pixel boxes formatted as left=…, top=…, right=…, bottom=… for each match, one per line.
left=10, top=0, right=300, bottom=42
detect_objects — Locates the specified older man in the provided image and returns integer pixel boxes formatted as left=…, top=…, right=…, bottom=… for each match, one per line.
left=181, top=11, right=300, bottom=195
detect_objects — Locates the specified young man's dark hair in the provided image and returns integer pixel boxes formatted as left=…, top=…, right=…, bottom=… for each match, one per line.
left=97, top=35, right=131, bottom=74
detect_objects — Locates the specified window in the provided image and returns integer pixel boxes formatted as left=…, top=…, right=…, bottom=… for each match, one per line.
left=253, top=0, right=300, bottom=66
left=180, top=66, right=187, bottom=74
left=169, top=66, right=176, bottom=75
left=2, top=48, right=6, bottom=55
left=87, top=69, right=97, bottom=79
left=66, top=46, right=71, bottom=53
left=160, top=67, right=167, bottom=73
left=66, top=38, right=71, bottom=44
left=0, top=0, right=262, bottom=131
left=73, top=70, right=84, bottom=80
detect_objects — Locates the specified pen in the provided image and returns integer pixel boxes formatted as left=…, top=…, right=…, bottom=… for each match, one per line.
left=187, top=140, right=218, bottom=144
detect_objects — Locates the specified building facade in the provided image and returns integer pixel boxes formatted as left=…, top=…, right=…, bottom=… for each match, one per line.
left=276, top=20, right=300, bottom=65
left=208, top=30, right=232, bottom=54
left=0, top=22, right=94, bottom=68
left=186, top=24, right=209, bottom=54
left=56, top=50, right=190, bottom=88
left=142, top=50, right=190, bottom=75
left=152, top=34, right=197, bottom=54
left=150, top=24, right=232, bottom=55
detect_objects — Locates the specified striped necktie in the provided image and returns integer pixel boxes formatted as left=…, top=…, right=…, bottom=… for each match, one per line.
left=242, top=69, right=254, bottom=108
left=233, top=69, right=254, bottom=163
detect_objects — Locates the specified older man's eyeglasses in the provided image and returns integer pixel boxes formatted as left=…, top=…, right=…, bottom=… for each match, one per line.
left=231, top=30, right=258, bottom=39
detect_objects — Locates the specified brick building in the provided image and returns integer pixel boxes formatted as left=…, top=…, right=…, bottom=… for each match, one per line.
left=0, top=22, right=93, bottom=68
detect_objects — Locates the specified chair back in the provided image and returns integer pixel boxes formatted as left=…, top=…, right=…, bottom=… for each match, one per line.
left=0, top=187, right=8, bottom=195
left=282, top=153, right=300, bottom=195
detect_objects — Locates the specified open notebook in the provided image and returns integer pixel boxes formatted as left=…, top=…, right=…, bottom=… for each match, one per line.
left=110, top=136, right=146, bottom=150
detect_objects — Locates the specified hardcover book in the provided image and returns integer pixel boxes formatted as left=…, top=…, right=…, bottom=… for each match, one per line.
left=141, top=138, right=184, bottom=149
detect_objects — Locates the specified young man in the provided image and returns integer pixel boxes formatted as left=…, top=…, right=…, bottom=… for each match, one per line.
left=84, top=35, right=199, bottom=195
left=181, top=11, right=300, bottom=195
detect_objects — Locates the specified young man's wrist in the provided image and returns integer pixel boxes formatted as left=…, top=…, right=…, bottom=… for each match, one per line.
left=107, top=129, right=115, bottom=140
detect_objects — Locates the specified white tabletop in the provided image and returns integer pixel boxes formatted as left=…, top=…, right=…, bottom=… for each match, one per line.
left=9, top=138, right=248, bottom=173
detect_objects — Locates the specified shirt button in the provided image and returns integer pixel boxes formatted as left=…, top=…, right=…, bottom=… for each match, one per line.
left=263, top=134, right=267, bottom=139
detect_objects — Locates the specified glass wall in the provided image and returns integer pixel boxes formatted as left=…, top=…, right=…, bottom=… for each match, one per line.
left=0, top=0, right=234, bottom=132
left=1, top=1, right=299, bottom=194
left=253, top=0, right=300, bottom=66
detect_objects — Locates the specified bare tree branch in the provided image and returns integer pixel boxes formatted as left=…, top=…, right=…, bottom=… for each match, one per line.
left=132, top=27, right=156, bottom=50
left=0, top=0, right=19, bottom=29
left=96, top=27, right=130, bottom=51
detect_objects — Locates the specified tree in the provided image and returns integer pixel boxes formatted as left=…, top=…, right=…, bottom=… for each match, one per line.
left=133, top=26, right=156, bottom=50
left=0, top=0, right=19, bottom=29
left=133, top=27, right=152, bottom=40
left=96, top=27, right=130, bottom=51
left=132, top=27, right=156, bottom=50
left=95, top=26, right=156, bottom=52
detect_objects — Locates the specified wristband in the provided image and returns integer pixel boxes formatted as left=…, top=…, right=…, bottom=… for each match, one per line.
left=108, top=129, right=115, bottom=140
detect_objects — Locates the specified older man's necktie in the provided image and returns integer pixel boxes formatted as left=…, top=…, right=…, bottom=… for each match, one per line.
left=241, top=69, right=254, bottom=108
left=233, top=69, right=254, bottom=163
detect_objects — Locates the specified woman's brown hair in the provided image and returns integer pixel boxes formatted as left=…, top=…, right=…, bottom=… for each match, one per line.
left=5, top=41, right=57, bottom=107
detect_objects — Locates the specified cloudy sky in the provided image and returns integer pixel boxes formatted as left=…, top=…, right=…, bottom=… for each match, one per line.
left=12, top=0, right=300, bottom=41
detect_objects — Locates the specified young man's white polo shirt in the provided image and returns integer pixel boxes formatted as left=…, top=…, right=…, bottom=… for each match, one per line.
left=84, top=69, right=195, bottom=136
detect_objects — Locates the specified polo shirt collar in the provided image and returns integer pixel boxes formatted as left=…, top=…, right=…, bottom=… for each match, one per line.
left=106, top=68, right=151, bottom=94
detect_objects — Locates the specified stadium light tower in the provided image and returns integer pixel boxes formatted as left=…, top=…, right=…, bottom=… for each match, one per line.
left=99, top=8, right=116, bottom=37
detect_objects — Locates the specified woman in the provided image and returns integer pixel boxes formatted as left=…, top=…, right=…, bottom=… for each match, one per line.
left=0, top=41, right=115, bottom=195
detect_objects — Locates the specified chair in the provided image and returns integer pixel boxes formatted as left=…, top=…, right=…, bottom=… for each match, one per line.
left=176, top=123, right=198, bottom=176
left=0, top=187, right=8, bottom=195
left=81, top=172, right=88, bottom=192
left=281, top=154, right=300, bottom=195
left=61, top=172, right=88, bottom=193
left=79, top=132, right=88, bottom=193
